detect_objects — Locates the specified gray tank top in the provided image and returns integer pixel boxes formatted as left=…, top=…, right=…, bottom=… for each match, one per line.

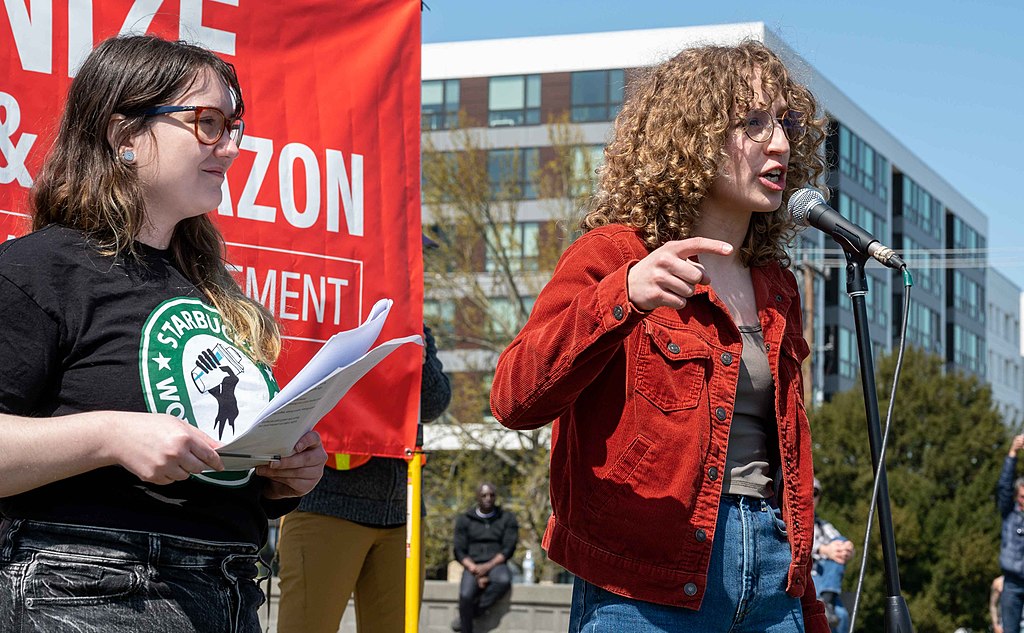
left=723, top=324, right=775, bottom=499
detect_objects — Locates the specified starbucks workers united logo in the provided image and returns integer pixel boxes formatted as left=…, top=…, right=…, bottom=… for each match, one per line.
left=139, top=298, right=279, bottom=486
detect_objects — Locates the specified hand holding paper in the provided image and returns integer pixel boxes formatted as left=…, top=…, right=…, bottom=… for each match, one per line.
left=214, top=298, right=421, bottom=470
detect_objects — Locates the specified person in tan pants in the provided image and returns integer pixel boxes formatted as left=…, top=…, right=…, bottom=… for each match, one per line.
left=276, top=325, right=450, bottom=633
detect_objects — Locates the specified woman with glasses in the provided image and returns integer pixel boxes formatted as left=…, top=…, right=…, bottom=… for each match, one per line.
left=491, top=40, right=830, bottom=632
left=0, top=35, right=326, bottom=632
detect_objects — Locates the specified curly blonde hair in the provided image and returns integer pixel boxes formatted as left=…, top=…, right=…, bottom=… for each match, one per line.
left=582, top=39, right=828, bottom=267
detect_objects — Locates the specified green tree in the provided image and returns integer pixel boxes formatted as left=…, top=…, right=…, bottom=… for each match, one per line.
left=811, top=346, right=1009, bottom=632
left=419, top=114, right=598, bottom=581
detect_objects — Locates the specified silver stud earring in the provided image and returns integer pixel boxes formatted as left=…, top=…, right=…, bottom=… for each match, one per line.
left=120, top=149, right=135, bottom=164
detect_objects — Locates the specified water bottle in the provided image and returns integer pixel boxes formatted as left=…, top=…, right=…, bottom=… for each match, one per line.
left=522, top=549, right=535, bottom=584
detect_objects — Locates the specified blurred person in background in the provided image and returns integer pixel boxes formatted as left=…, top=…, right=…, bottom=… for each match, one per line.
left=452, top=483, right=519, bottom=633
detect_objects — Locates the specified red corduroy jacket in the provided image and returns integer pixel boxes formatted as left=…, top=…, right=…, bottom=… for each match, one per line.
left=491, top=224, right=828, bottom=631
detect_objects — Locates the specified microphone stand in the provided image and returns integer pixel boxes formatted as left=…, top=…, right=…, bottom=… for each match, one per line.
left=842, top=248, right=914, bottom=633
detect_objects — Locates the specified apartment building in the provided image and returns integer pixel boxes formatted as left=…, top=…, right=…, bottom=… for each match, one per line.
left=422, top=23, right=1018, bottom=414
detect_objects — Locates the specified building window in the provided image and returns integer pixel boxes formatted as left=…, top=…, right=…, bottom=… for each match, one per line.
left=571, top=69, right=624, bottom=123
left=571, top=145, right=605, bottom=197
left=952, top=324, right=985, bottom=376
left=906, top=302, right=941, bottom=354
left=485, top=222, right=541, bottom=273
left=422, top=151, right=459, bottom=204
left=424, top=298, right=457, bottom=346
left=838, top=193, right=887, bottom=242
left=488, top=148, right=539, bottom=199
left=839, top=271, right=888, bottom=330
left=901, top=235, right=942, bottom=296
left=901, top=177, right=943, bottom=241
left=487, top=295, right=536, bottom=339
left=952, top=271, right=984, bottom=322
left=950, top=215, right=986, bottom=265
left=838, top=125, right=889, bottom=203
left=422, top=79, right=460, bottom=131
left=488, top=75, right=541, bottom=127
left=837, top=326, right=857, bottom=379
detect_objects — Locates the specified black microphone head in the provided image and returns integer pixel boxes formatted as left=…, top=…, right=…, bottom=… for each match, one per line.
left=788, top=188, right=826, bottom=227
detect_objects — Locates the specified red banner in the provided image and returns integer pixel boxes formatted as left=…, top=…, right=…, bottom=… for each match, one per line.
left=1, top=0, right=423, bottom=457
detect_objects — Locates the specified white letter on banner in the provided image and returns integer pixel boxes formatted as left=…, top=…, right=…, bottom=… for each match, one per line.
left=178, top=0, right=236, bottom=56
left=237, top=135, right=276, bottom=223
left=4, top=0, right=53, bottom=74
left=246, top=268, right=276, bottom=313
left=325, top=150, right=363, bottom=236
left=279, top=271, right=300, bottom=321
left=119, top=0, right=163, bottom=36
left=302, top=275, right=325, bottom=323
left=0, top=92, right=37, bottom=186
left=327, top=277, right=348, bottom=325
left=216, top=177, right=233, bottom=216
left=279, top=143, right=320, bottom=230
left=67, top=0, right=92, bottom=77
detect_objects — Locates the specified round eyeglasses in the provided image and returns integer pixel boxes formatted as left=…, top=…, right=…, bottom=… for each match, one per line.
left=142, top=105, right=244, bottom=146
left=737, top=109, right=806, bottom=143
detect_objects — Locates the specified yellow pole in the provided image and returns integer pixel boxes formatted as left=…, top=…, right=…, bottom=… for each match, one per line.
left=404, top=448, right=423, bottom=633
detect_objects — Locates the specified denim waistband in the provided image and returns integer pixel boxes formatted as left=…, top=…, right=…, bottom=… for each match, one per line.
left=720, top=493, right=778, bottom=512
left=0, top=517, right=259, bottom=572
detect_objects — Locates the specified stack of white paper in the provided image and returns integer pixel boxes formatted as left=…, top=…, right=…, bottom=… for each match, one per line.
left=215, top=298, right=421, bottom=470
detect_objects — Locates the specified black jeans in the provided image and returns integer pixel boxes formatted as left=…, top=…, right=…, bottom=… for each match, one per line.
left=0, top=518, right=265, bottom=633
left=458, top=563, right=511, bottom=633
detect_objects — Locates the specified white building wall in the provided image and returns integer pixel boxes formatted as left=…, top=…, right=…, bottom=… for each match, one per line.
left=987, top=268, right=1024, bottom=425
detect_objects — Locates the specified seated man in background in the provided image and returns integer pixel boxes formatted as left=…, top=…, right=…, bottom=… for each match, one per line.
left=452, top=483, right=519, bottom=633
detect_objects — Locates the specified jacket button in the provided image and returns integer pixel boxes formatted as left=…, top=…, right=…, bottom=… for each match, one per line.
left=765, top=342, right=771, bottom=352
left=695, top=529, right=706, bottom=542
left=668, top=342, right=680, bottom=354
left=684, top=582, right=698, bottom=596
left=707, top=467, right=718, bottom=481
left=721, top=352, right=733, bottom=366
left=715, top=407, right=727, bottom=421
left=613, top=305, right=624, bottom=320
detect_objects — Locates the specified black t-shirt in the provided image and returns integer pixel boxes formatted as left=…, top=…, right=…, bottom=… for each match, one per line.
left=0, top=225, right=295, bottom=545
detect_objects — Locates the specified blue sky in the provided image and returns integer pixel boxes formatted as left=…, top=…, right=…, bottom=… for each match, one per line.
left=422, top=0, right=1024, bottom=290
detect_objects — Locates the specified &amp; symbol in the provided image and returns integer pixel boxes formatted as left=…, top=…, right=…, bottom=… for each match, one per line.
left=191, top=344, right=245, bottom=440
left=0, top=92, right=36, bottom=187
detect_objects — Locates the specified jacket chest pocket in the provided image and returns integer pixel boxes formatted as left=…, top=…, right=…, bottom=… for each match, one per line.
left=634, top=321, right=710, bottom=412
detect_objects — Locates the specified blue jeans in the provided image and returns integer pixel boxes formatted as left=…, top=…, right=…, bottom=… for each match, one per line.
left=1003, top=574, right=1024, bottom=633
left=0, top=518, right=266, bottom=633
left=569, top=495, right=803, bottom=632
left=813, top=558, right=849, bottom=633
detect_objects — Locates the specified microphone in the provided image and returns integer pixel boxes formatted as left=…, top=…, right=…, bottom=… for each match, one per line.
left=788, top=188, right=905, bottom=270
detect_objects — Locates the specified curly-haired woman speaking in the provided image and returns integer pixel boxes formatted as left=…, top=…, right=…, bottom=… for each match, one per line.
left=491, top=40, right=830, bottom=632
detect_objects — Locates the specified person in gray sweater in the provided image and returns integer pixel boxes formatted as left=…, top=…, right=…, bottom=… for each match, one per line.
left=275, top=324, right=451, bottom=633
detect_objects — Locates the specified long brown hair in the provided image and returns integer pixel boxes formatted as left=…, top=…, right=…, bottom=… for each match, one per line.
left=30, top=35, right=280, bottom=364
left=583, top=39, right=828, bottom=267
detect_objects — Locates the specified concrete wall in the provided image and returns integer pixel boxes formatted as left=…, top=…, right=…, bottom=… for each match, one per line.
left=259, top=579, right=573, bottom=633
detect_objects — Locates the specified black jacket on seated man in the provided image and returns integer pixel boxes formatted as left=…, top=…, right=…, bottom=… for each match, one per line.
left=452, top=484, right=518, bottom=633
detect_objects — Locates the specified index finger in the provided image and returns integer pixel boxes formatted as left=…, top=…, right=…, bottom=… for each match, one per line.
left=666, top=237, right=734, bottom=257
left=189, top=426, right=224, bottom=471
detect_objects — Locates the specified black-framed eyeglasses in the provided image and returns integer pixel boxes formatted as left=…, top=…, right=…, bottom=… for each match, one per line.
left=142, top=105, right=244, bottom=146
left=736, top=109, right=806, bottom=143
